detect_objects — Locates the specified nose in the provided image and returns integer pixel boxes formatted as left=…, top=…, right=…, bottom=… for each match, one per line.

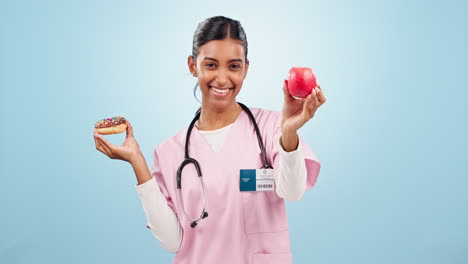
left=215, top=68, right=229, bottom=87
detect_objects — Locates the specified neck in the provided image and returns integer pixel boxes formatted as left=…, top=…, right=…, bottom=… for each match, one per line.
left=197, top=102, right=242, bottom=131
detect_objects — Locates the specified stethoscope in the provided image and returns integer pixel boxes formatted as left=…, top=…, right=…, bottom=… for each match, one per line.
left=176, top=102, right=273, bottom=228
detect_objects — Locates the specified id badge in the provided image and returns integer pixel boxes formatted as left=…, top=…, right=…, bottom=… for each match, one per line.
left=239, top=169, right=275, bottom=192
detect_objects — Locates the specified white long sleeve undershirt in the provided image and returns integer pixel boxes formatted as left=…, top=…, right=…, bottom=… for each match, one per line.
left=135, top=123, right=307, bottom=253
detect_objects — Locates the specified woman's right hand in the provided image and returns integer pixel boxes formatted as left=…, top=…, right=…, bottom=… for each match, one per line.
left=93, top=120, right=143, bottom=164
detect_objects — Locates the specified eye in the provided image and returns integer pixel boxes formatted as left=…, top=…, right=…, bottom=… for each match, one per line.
left=205, top=63, right=216, bottom=68
left=230, top=64, right=240, bottom=69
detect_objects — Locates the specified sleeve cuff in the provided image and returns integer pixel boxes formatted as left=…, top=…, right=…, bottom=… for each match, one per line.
left=135, top=177, right=157, bottom=197
left=278, top=136, right=304, bottom=159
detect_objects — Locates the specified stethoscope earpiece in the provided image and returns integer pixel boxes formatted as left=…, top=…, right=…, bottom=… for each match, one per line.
left=190, top=211, right=208, bottom=228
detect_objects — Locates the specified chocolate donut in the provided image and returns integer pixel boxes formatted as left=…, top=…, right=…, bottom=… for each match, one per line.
left=95, top=116, right=127, bottom=135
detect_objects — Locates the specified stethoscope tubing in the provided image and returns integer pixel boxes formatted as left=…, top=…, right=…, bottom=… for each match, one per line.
left=176, top=102, right=271, bottom=227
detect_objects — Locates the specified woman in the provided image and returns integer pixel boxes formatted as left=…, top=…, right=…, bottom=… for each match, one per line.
left=94, top=16, right=326, bottom=264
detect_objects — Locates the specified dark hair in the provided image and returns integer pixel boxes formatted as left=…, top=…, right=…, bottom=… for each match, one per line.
left=191, top=16, right=248, bottom=104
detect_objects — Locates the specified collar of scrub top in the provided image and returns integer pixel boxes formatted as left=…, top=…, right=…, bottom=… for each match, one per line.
left=176, top=102, right=273, bottom=228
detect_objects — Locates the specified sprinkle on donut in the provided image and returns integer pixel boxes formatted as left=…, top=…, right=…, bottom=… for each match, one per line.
left=95, top=116, right=127, bottom=128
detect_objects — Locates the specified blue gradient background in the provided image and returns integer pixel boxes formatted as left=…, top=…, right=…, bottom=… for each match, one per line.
left=1, top=0, right=467, bottom=263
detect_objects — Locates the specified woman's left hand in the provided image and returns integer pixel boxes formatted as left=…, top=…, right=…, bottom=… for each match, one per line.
left=281, top=79, right=326, bottom=133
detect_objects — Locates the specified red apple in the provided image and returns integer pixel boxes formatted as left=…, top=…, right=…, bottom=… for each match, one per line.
left=287, top=67, right=317, bottom=98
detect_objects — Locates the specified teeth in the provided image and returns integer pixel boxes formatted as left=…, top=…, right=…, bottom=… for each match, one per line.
left=212, top=87, right=229, bottom=94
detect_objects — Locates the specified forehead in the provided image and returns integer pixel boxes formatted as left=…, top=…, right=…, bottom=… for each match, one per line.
left=198, top=38, right=245, bottom=61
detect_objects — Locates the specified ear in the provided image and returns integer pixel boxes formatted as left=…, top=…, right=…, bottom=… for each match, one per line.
left=187, top=55, right=197, bottom=77
left=244, top=58, right=250, bottom=77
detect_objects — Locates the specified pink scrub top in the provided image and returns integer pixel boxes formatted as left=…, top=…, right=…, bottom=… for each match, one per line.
left=150, top=107, right=321, bottom=264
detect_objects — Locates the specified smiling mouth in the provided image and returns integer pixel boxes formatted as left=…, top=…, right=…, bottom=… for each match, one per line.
left=210, top=86, right=234, bottom=95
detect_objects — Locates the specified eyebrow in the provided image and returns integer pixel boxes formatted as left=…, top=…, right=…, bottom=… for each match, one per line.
left=203, top=57, right=243, bottom=63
